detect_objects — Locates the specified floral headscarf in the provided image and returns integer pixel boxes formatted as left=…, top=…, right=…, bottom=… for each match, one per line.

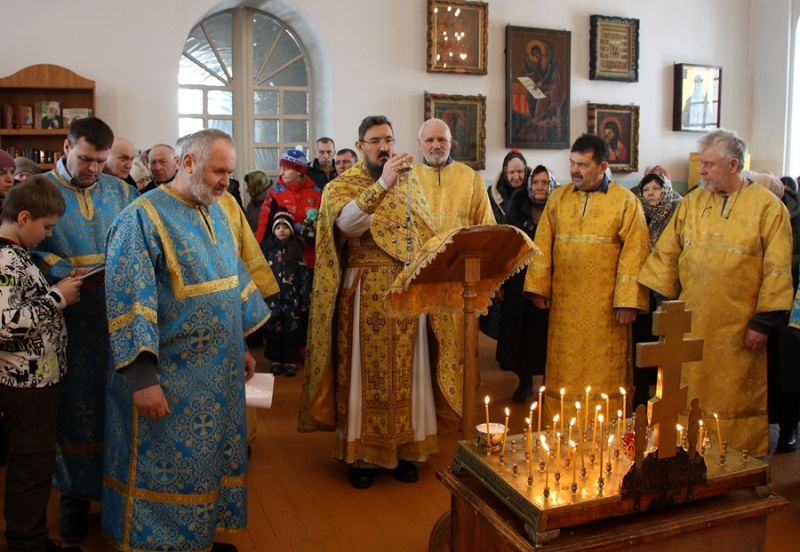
left=527, top=165, right=559, bottom=206
left=636, top=170, right=676, bottom=249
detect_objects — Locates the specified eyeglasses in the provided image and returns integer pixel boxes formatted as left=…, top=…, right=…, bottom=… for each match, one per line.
left=360, top=137, right=395, bottom=147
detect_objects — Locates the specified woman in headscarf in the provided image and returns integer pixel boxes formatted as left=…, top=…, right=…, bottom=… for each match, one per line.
left=632, top=167, right=682, bottom=408
left=244, top=170, right=272, bottom=234
left=498, top=165, right=558, bottom=403
left=481, top=151, right=532, bottom=340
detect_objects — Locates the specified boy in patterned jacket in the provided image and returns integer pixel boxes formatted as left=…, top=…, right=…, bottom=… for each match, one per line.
left=0, top=176, right=83, bottom=552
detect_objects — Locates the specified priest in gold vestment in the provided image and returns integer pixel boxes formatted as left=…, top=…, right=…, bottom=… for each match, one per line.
left=639, top=130, right=793, bottom=456
left=524, top=134, right=650, bottom=425
left=299, top=116, right=441, bottom=489
left=412, top=118, right=495, bottom=431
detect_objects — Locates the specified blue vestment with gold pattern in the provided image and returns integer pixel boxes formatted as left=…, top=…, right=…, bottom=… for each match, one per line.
left=31, top=170, right=138, bottom=501
left=101, top=186, right=269, bottom=552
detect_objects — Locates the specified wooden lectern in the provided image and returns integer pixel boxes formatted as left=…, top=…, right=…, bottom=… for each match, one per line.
left=387, top=225, right=538, bottom=437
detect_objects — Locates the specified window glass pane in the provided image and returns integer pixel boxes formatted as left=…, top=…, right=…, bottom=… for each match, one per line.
left=179, top=117, right=204, bottom=137
left=254, top=90, right=279, bottom=114
left=259, top=30, right=302, bottom=82
left=205, top=13, right=233, bottom=79
left=254, top=147, right=281, bottom=172
left=179, top=89, right=203, bottom=114
left=179, top=55, right=224, bottom=86
left=284, top=120, right=308, bottom=143
left=183, top=24, right=227, bottom=84
left=254, top=120, right=279, bottom=143
left=253, top=14, right=282, bottom=79
left=209, top=119, right=233, bottom=135
left=264, top=58, right=308, bottom=87
left=208, top=90, right=232, bottom=115
left=284, top=91, right=308, bottom=115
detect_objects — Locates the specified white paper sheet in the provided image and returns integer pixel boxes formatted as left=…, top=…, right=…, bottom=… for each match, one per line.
left=245, top=372, right=275, bottom=409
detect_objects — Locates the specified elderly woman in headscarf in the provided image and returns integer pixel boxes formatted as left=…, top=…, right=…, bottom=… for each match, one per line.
left=632, top=167, right=682, bottom=408
left=481, top=151, right=532, bottom=340
left=497, top=165, right=558, bottom=403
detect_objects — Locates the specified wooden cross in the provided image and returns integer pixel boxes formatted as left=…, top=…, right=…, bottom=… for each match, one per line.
left=635, top=301, right=703, bottom=460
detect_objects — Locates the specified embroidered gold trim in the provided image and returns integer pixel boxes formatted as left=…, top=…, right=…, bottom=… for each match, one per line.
left=244, top=314, right=268, bottom=338
left=140, top=199, right=237, bottom=299
left=57, top=442, right=103, bottom=454
left=105, top=474, right=220, bottom=505
left=684, top=237, right=761, bottom=257
left=355, top=181, right=388, bottom=214
left=39, top=254, right=62, bottom=274
left=221, top=474, right=247, bottom=486
left=764, top=267, right=792, bottom=278
left=240, top=280, right=257, bottom=302
left=345, top=245, right=400, bottom=267
left=555, top=234, right=618, bottom=245
left=159, top=184, right=218, bottom=244
left=65, top=254, right=104, bottom=267
left=215, top=526, right=247, bottom=535
left=114, top=347, right=159, bottom=371
left=108, top=303, right=158, bottom=333
left=615, top=275, right=639, bottom=284
left=50, top=172, right=97, bottom=221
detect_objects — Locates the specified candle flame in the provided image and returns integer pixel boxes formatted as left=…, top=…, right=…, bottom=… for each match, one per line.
left=484, top=396, right=489, bottom=405
left=569, top=440, right=576, bottom=448
left=570, top=417, right=576, bottom=426
left=557, top=432, right=561, bottom=438
left=601, top=393, right=608, bottom=400
left=575, top=401, right=581, bottom=410
left=617, top=410, right=622, bottom=417
left=620, top=387, right=626, bottom=396
left=525, top=418, right=531, bottom=424
left=542, top=443, right=550, bottom=453
left=608, top=435, right=614, bottom=444
left=677, top=424, right=683, bottom=431
left=586, top=386, right=591, bottom=393
left=595, top=405, right=601, bottom=411
left=539, top=386, right=546, bottom=393
left=598, top=414, right=604, bottom=423
left=553, top=414, right=559, bottom=423
left=540, top=435, right=546, bottom=444
left=560, top=388, right=565, bottom=396
left=714, top=413, right=719, bottom=419
left=699, top=420, right=704, bottom=427
left=530, top=401, right=537, bottom=411
left=505, top=407, right=510, bottom=416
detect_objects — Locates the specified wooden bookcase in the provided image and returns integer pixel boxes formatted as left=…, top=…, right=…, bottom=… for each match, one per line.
left=0, top=64, right=96, bottom=170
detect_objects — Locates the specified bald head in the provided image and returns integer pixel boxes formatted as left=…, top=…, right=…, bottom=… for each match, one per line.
left=418, top=118, right=452, bottom=168
left=104, top=137, right=137, bottom=180
left=149, top=144, right=178, bottom=184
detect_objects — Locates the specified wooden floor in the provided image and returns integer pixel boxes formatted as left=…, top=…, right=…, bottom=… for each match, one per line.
left=1, top=333, right=798, bottom=551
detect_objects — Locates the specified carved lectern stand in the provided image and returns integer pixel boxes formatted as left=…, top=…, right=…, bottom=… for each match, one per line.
left=432, top=301, right=788, bottom=551
left=387, top=225, right=538, bottom=438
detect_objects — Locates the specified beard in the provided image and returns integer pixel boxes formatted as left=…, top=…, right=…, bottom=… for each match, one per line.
left=364, top=152, right=390, bottom=181
left=702, top=174, right=724, bottom=192
left=186, top=170, right=223, bottom=206
left=425, top=149, right=448, bottom=167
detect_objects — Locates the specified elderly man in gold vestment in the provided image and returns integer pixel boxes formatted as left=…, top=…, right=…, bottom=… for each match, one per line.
left=524, top=134, right=650, bottom=426
left=412, top=118, right=496, bottom=430
left=299, top=116, right=442, bottom=489
left=639, top=130, right=793, bottom=457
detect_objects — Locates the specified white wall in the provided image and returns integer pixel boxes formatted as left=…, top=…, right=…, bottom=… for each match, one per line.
left=0, top=0, right=760, bottom=187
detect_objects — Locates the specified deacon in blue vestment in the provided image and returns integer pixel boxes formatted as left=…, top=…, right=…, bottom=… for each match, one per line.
left=31, top=117, right=138, bottom=543
left=102, top=129, right=269, bottom=552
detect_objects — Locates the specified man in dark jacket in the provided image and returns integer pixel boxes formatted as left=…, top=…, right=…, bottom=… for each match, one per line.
left=306, top=137, right=336, bottom=189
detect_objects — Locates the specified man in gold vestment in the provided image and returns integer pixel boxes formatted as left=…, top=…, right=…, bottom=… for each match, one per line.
left=524, top=134, right=650, bottom=426
left=299, top=116, right=441, bottom=489
left=639, top=130, right=793, bottom=456
left=412, top=118, right=495, bottom=431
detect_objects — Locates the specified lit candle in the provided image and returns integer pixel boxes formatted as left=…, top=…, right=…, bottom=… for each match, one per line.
left=501, top=407, right=510, bottom=456
left=560, top=388, right=566, bottom=439
left=526, top=419, right=532, bottom=477
left=598, top=420, right=605, bottom=473
left=601, top=393, right=610, bottom=431
left=540, top=434, right=547, bottom=462
left=538, top=386, right=545, bottom=440
left=543, top=443, right=550, bottom=489
left=619, top=387, right=627, bottom=431
left=570, top=440, right=577, bottom=485
left=677, top=424, right=684, bottom=448
left=616, top=409, right=622, bottom=453
left=591, top=405, right=600, bottom=456
left=551, top=414, right=559, bottom=451
left=568, top=417, right=575, bottom=454
left=556, top=432, right=562, bottom=463
left=714, top=413, right=723, bottom=447
left=575, top=402, right=586, bottom=470
left=584, top=386, right=591, bottom=431
left=606, top=435, right=614, bottom=469
left=484, top=396, right=490, bottom=439
left=697, top=420, right=704, bottom=453
left=531, top=401, right=538, bottom=445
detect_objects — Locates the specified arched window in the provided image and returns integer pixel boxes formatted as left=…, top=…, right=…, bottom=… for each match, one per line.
left=178, top=8, right=313, bottom=180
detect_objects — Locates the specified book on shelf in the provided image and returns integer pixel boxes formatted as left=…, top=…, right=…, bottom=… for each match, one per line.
left=62, top=108, right=91, bottom=128
left=15, top=105, right=33, bottom=129
left=40, top=101, right=62, bottom=130
left=2, top=104, right=15, bottom=129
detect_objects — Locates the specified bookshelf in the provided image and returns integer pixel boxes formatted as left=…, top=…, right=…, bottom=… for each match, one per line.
left=0, top=64, right=96, bottom=170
